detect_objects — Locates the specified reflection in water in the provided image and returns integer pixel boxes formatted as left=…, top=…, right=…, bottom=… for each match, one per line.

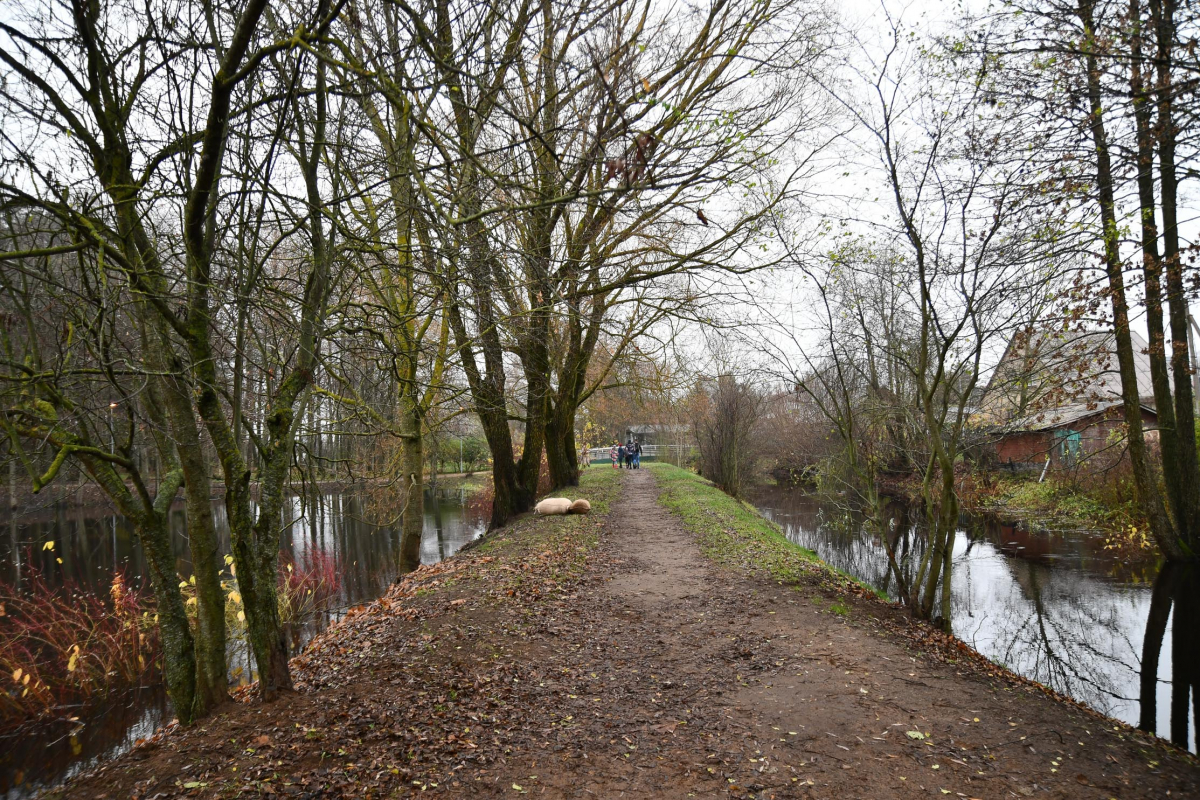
left=748, top=486, right=1196, bottom=753
left=1140, top=563, right=1200, bottom=749
left=0, top=485, right=486, bottom=799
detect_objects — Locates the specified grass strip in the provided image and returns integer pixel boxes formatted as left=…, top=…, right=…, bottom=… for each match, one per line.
left=647, top=462, right=886, bottom=599
left=647, top=463, right=820, bottom=579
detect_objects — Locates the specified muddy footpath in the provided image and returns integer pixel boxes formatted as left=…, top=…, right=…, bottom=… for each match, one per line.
left=49, top=467, right=1199, bottom=799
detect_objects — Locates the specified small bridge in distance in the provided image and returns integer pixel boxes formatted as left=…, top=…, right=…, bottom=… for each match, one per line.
left=584, top=444, right=689, bottom=465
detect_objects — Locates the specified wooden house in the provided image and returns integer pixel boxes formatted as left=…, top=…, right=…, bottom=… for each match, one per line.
left=979, top=329, right=1160, bottom=471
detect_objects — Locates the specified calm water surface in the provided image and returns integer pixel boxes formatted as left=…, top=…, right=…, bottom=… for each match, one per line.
left=0, top=484, right=487, bottom=799
left=748, top=485, right=1196, bottom=754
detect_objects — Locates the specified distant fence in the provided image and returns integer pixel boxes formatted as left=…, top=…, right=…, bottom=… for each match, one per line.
left=584, top=444, right=691, bottom=464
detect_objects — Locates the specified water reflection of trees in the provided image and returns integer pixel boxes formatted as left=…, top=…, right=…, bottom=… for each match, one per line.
left=0, top=687, right=170, bottom=797
left=976, top=558, right=1142, bottom=719
left=0, top=490, right=489, bottom=795
left=1139, top=563, right=1198, bottom=750
left=750, top=486, right=1193, bottom=750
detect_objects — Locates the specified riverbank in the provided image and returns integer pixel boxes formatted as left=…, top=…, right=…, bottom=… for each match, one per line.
left=873, top=469, right=1149, bottom=548
left=48, top=464, right=1197, bottom=798
left=2, top=479, right=494, bottom=798
left=961, top=472, right=1145, bottom=539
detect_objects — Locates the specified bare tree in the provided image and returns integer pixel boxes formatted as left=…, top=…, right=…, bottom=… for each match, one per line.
left=693, top=373, right=763, bottom=497
left=752, top=12, right=1075, bottom=631
left=984, top=0, right=1200, bottom=561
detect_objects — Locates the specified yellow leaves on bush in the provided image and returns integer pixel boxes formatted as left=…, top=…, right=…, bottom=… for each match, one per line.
left=66, top=645, right=81, bottom=673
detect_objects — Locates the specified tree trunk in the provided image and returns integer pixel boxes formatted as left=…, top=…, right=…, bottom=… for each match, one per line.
left=398, top=393, right=424, bottom=574
left=1151, top=0, right=1200, bottom=559
left=1077, top=0, right=1176, bottom=555
left=165, top=382, right=227, bottom=716
left=1138, top=563, right=1175, bottom=733
left=938, top=518, right=953, bottom=633
left=1169, top=563, right=1197, bottom=746
left=516, top=308, right=551, bottom=503
left=135, top=300, right=227, bottom=720
left=240, top=385, right=308, bottom=697
left=138, top=307, right=228, bottom=717
left=545, top=400, right=580, bottom=489
left=136, top=505, right=199, bottom=723
left=487, top=429, right=525, bottom=529
left=444, top=262, right=536, bottom=529
left=1130, top=0, right=1182, bottom=538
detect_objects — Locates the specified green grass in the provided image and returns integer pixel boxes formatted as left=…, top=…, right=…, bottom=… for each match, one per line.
left=647, top=463, right=888, bottom=602
left=980, top=474, right=1134, bottom=530
left=432, top=471, right=492, bottom=497
left=647, top=463, right=821, bottom=579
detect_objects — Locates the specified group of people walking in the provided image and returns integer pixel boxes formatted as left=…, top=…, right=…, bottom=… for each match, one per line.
left=611, top=440, right=642, bottom=469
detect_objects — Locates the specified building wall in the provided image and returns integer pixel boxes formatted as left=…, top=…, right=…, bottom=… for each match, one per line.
left=996, top=430, right=1051, bottom=466
left=992, top=407, right=1157, bottom=470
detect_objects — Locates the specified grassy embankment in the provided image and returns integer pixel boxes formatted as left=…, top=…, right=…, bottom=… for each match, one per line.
left=960, top=471, right=1150, bottom=549
left=428, top=470, right=491, bottom=495
left=877, top=466, right=1150, bottom=551
left=647, top=462, right=886, bottom=601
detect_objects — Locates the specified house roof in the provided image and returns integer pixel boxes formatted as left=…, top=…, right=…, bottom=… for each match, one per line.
left=1004, top=399, right=1157, bottom=433
left=981, top=328, right=1167, bottom=430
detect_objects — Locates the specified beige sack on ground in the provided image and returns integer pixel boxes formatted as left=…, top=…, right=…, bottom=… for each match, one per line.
left=535, top=497, right=572, bottom=515
left=569, top=499, right=591, bottom=514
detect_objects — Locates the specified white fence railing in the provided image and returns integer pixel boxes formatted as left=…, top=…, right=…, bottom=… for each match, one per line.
left=584, top=444, right=690, bottom=462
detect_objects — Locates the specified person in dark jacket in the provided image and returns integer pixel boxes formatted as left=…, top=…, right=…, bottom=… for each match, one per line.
left=617, top=443, right=627, bottom=468
left=624, top=441, right=634, bottom=469
left=631, top=440, right=642, bottom=469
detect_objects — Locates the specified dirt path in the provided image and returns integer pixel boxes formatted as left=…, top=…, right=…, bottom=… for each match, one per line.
left=52, top=467, right=1198, bottom=799
left=496, top=469, right=1199, bottom=798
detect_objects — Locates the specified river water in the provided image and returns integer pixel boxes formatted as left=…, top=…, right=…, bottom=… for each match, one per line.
left=0, top=484, right=487, bottom=799
left=748, top=485, right=1197, bottom=754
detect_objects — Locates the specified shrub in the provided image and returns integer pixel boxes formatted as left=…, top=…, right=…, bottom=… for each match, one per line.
left=277, top=550, right=342, bottom=624
left=0, top=565, right=158, bottom=726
